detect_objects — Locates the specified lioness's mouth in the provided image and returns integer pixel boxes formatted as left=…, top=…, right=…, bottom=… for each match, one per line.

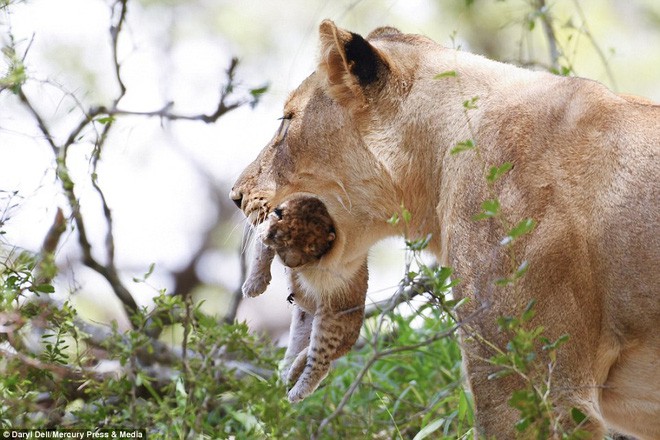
left=246, top=209, right=268, bottom=226
left=238, top=197, right=273, bottom=227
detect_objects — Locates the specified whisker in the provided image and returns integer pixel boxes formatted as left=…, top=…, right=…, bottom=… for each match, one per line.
left=224, top=213, right=250, bottom=246
left=335, top=180, right=352, bottom=213
left=240, top=223, right=255, bottom=255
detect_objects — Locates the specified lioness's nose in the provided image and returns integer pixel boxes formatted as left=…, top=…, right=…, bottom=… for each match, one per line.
left=229, top=189, right=243, bottom=209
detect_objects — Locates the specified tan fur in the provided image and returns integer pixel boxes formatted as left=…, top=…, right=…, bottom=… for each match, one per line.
left=231, top=20, right=660, bottom=439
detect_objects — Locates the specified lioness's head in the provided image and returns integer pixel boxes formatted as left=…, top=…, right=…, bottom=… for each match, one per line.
left=231, top=21, right=441, bottom=272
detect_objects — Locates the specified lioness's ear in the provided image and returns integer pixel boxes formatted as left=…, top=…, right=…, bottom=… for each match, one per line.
left=318, top=19, right=389, bottom=108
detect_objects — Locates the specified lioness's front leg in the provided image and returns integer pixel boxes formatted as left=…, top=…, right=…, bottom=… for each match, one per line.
left=285, top=260, right=368, bottom=403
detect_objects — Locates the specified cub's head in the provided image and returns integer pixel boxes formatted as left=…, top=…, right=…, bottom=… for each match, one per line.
left=262, top=196, right=336, bottom=268
left=230, top=21, right=432, bottom=270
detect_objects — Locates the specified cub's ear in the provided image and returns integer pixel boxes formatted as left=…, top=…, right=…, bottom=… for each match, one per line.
left=318, top=19, right=389, bottom=108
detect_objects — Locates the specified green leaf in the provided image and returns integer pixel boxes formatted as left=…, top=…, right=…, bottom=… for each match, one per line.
left=434, top=70, right=457, bottom=79
left=0, top=55, right=27, bottom=94
left=406, top=233, right=432, bottom=251
left=488, top=369, right=513, bottom=380
left=450, top=139, right=475, bottom=155
left=413, top=417, right=445, bottom=440
left=571, top=407, right=587, bottom=424
left=458, top=388, right=472, bottom=423
left=249, top=84, right=268, bottom=98
left=521, top=299, right=536, bottom=322
left=551, top=65, right=573, bottom=76
left=542, top=334, right=569, bottom=352
left=387, top=212, right=399, bottom=225
left=497, top=315, right=518, bottom=331
left=495, top=260, right=530, bottom=286
left=229, top=410, right=265, bottom=435
left=463, top=96, right=479, bottom=110
left=249, top=83, right=269, bottom=109
left=32, top=283, right=55, bottom=294
left=514, top=260, right=529, bottom=279
left=501, top=218, right=536, bottom=245
left=95, top=116, right=116, bottom=125
left=401, top=207, right=412, bottom=225
left=133, top=262, right=156, bottom=283
left=473, top=199, right=500, bottom=220
left=486, top=162, right=513, bottom=183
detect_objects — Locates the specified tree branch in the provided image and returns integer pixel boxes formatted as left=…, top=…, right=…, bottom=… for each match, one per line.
left=91, top=57, right=246, bottom=124
left=109, top=0, right=129, bottom=101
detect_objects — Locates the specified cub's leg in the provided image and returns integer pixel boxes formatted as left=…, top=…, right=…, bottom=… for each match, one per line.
left=286, top=301, right=365, bottom=402
left=285, top=260, right=368, bottom=403
left=241, top=238, right=275, bottom=298
left=280, top=303, right=313, bottom=382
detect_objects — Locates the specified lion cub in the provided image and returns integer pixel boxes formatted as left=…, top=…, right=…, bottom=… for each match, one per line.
left=242, top=196, right=366, bottom=403
left=242, top=196, right=336, bottom=298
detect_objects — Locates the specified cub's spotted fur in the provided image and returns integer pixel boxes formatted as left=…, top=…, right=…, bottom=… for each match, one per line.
left=242, top=196, right=336, bottom=298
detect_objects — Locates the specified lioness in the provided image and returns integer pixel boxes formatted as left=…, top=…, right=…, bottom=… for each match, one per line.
left=230, top=20, right=659, bottom=439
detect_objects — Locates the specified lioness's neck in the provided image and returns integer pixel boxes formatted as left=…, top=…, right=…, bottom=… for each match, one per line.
left=379, top=49, right=555, bottom=250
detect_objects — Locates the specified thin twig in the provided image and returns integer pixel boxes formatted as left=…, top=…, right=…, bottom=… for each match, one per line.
left=570, top=0, right=617, bottom=90
left=313, top=324, right=460, bottom=439
left=535, top=0, right=560, bottom=71
left=9, top=0, right=257, bottom=396
left=17, top=85, right=139, bottom=316
left=90, top=121, right=117, bottom=265
left=110, top=0, right=129, bottom=101
left=35, top=207, right=66, bottom=285
left=312, top=247, right=459, bottom=439
left=17, top=88, right=58, bottom=154
left=0, top=345, right=103, bottom=380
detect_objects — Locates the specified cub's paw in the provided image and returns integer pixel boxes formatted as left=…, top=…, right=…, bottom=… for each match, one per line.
left=287, top=366, right=331, bottom=403
left=241, top=271, right=271, bottom=298
left=285, top=348, right=331, bottom=403
left=287, top=378, right=315, bottom=403
left=242, top=240, right=275, bottom=298
left=284, top=348, right=308, bottom=386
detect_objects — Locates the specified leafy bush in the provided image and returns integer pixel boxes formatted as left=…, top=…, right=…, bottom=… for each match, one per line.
left=0, top=244, right=470, bottom=439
